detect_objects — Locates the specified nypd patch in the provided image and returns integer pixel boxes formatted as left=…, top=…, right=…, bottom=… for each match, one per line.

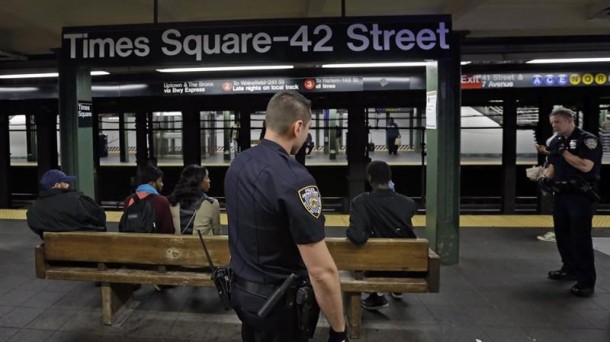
left=584, top=138, right=598, bottom=150
left=298, top=186, right=322, bottom=218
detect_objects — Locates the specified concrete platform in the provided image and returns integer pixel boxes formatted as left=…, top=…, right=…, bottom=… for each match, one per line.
left=1, top=220, right=610, bottom=341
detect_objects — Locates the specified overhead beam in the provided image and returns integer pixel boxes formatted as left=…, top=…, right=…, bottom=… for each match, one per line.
left=440, top=0, right=487, bottom=20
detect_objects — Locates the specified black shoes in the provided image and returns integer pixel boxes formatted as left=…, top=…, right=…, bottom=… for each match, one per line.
left=361, top=293, right=389, bottom=310
left=547, top=269, right=577, bottom=281
left=570, top=284, right=594, bottom=297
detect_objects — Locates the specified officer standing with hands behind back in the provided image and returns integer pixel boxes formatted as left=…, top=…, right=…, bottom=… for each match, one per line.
left=540, top=108, right=602, bottom=297
left=225, top=90, right=347, bottom=341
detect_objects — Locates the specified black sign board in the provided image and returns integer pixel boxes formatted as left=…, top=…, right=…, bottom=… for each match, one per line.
left=77, top=101, right=92, bottom=127
left=160, top=75, right=419, bottom=95
left=461, top=71, right=610, bottom=89
left=62, top=16, right=451, bottom=67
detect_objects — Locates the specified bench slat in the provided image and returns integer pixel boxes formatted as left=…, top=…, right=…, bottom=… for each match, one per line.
left=340, top=273, right=429, bottom=292
left=325, top=237, right=429, bottom=272
left=43, top=232, right=230, bottom=266
left=44, top=266, right=216, bottom=286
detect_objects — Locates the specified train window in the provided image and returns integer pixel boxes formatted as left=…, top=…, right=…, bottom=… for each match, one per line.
left=9, top=115, right=31, bottom=163
left=461, top=105, right=503, bottom=164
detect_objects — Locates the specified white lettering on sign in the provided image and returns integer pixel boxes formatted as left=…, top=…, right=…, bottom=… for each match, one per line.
left=64, top=21, right=450, bottom=61
left=78, top=103, right=92, bottom=118
left=161, top=29, right=273, bottom=61
left=346, top=22, right=449, bottom=52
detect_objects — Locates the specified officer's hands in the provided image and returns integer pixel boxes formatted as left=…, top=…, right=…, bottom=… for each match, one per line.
left=526, top=165, right=544, bottom=181
left=535, top=144, right=550, bottom=155
left=548, top=136, right=566, bottom=156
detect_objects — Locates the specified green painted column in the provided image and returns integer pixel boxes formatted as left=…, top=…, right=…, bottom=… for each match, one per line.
left=425, top=36, right=462, bottom=265
left=58, top=65, right=95, bottom=198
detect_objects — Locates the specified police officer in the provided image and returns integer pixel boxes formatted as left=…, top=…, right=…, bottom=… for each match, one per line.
left=225, top=90, right=347, bottom=341
left=543, top=107, right=602, bottom=297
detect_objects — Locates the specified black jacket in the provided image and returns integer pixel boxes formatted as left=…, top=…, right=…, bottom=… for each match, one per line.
left=347, top=189, right=417, bottom=246
left=26, top=189, right=107, bottom=239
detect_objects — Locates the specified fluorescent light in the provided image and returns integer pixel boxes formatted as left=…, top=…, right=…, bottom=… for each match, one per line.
left=322, top=62, right=427, bottom=68
left=0, top=71, right=109, bottom=79
left=527, top=58, right=610, bottom=64
left=157, top=65, right=294, bottom=73
left=92, top=84, right=148, bottom=91
left=461, top=61, right=471, bottom=65
left=0, top=87, right=39, bottom=92
left=155, top=111, right=182, bottom=117
left=0, top=73, right=58, bottom=79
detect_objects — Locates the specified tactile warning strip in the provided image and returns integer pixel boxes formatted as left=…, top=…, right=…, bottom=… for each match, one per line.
left=2, top=209, right=609, bottom=229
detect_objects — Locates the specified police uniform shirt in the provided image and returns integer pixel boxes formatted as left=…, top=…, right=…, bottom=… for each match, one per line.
left=225, top=139, right=325, bottom=284
left=548, top=128, right=602, bottom=183
left=347, top=189, right=417, bottom=246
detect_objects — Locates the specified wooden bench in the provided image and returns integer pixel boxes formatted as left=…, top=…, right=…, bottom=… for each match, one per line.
left=36, top=232, right=439, bottom=339
left=327, top=238, right=440, bottom=338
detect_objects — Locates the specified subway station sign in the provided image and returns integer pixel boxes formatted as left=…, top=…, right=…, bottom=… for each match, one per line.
left=461, top=71, right=610, bottom=89
left=161, top=75, right=422, bottom=95
left=62, top=16, right=451, bottom=66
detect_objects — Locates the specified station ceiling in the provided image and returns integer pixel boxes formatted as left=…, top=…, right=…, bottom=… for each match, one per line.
left=1, top=0, right=610, bottom=62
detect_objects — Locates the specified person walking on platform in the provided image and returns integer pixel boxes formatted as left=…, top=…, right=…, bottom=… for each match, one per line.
left=27, top=169, right=106, bottom=239
left=386, top=117, right=400, bottom=155
left=538, top=108, right=602, bottom=297
left=225, top=90, right=347, bottom=342
left=168, top=164, right=220, bottom=236
left=346, top=160, right=417, bottom=310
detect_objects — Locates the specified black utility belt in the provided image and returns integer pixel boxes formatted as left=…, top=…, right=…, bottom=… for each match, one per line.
left=553, top=180, right=593, bottom=193
left=234, top=277, right=283, bottom=297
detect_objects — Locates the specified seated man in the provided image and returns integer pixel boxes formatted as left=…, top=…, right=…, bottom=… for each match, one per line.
left=27, top=169, right=106, bottom=239
left=346, top=160, right=417, bottom=310
left=122, top=164, right=175, bottom=234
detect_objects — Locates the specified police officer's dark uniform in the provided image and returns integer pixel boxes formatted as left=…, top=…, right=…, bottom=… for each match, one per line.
left=546, top=127, right=602, bottom=296
left=225, top=139, right=325, bottom=342
left=346, top=189, right=417, bottom=246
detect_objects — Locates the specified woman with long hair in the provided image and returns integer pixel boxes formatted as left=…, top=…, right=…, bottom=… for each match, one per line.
left=168, top=164, right=221, bottom=235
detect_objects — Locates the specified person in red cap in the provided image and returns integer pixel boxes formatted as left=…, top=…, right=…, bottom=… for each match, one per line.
left=26, top=169, right=106, bottom=239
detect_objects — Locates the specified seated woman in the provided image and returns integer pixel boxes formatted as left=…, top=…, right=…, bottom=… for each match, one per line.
left=168, top=164, right=221, bottom=235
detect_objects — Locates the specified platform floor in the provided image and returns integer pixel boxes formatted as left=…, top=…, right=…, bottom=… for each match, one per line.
left=1, top=219, right=610, bottom=342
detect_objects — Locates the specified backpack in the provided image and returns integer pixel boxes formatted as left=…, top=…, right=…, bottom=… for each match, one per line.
left=119, top=194, right=156, bottom=233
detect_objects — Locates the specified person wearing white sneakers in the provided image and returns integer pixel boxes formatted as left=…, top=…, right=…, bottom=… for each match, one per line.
left=529, top=133, right=558, bottom=243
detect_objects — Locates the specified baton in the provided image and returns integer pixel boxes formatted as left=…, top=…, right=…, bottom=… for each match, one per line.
left=257, top=273, right=298, bottom=318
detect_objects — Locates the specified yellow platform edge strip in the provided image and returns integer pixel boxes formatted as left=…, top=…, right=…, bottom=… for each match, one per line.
left=2, top=209, right=610, bottom=228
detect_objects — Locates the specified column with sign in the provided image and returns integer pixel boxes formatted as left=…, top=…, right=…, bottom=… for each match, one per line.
left=425, top=44, right=461, bottom=265
left=58, top=63, right=96, bottom=199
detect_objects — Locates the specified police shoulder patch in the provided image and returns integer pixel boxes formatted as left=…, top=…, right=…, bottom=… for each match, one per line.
left=584, top=138, right=598, bottom=150
left=298, top=185, right=322, bottom=218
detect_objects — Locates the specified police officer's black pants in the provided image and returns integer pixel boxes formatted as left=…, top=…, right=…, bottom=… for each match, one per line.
left=231, top=283, right=306, bottom=342
left=553, top=193, right=597, bottom=287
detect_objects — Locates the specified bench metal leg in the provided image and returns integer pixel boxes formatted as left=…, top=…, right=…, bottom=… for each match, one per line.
left=101, top=283, right=135, bottom=325
left=345, top=292, right=362, bottom=339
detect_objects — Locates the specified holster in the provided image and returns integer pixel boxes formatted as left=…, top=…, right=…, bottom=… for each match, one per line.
left=295, top=283, right=320, bottom=339
left=212, top=266, right=233, bottom=310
